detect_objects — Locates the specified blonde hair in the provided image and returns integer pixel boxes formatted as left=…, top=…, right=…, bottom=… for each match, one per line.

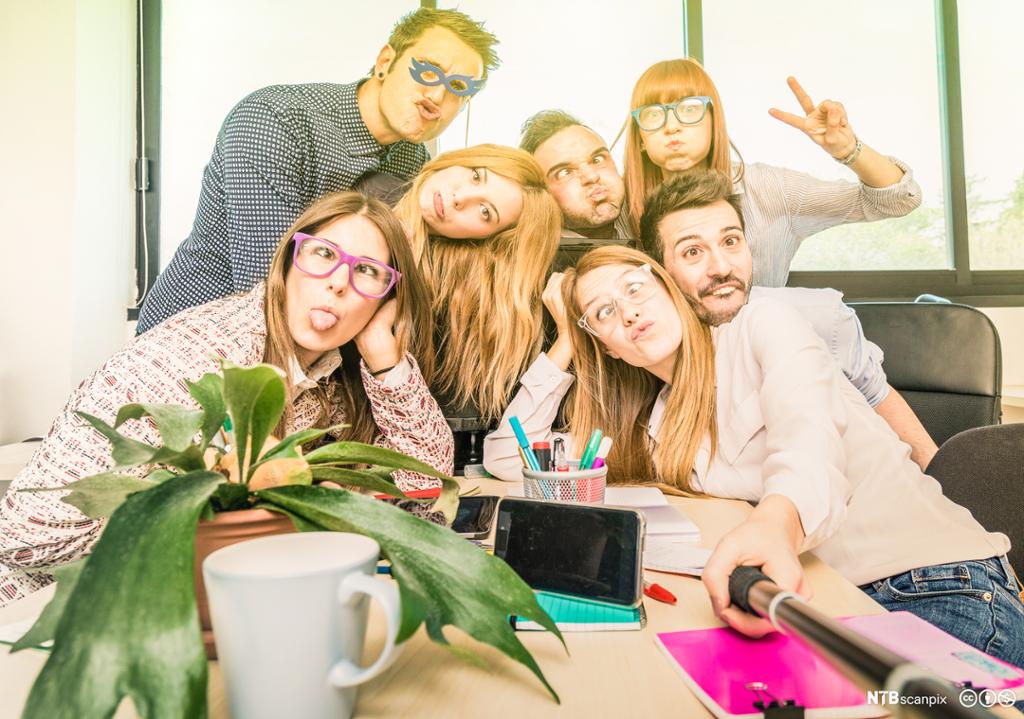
left=264, top=191, right=434, bottom=439
left=395, top=144, right=561, bottom=420
left=623, top=58, right=743, bottom=238
left=561, top=246, right=717, bottom=495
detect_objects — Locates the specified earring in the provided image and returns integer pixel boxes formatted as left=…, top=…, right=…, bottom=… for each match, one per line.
left=377, top=71, right=385, bottom=79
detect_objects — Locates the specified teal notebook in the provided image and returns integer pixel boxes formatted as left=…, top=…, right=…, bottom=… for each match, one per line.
left=512, top=591, right=646, bottom=632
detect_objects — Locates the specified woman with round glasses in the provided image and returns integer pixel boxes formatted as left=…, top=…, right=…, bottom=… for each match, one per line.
left=485, top=244, right=1024, bottom=669
left=623, top=59, right=921, bottom=286
left=394, top=144, right=562, bottom=422
left=0, top=192, right=453, bottom=605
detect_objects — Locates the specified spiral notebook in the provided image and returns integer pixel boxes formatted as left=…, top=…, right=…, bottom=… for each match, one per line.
left=511, top=591, right=646, bottom=632
left=656, top=611, right=1024, bottom=719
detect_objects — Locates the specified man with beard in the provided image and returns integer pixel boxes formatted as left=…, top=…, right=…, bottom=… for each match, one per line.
left=137, top=8, right=498, bottom=333
left=640, top=170, right=938, bottom=469
left=520, top=110, right=632, bottom=240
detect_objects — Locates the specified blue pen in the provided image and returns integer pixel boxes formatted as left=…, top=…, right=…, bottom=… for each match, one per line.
left=509, top=416, right=541, bottom=471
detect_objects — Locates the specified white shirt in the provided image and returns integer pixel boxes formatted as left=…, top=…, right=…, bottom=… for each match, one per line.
left=484, top=298, right=1007, bottom=586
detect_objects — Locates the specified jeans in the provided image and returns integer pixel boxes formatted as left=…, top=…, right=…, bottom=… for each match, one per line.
left=860, top=556, right=1024, bottom=701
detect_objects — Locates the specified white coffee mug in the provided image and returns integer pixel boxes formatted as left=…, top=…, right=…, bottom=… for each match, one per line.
left=203, top=532, right=402, bottom=719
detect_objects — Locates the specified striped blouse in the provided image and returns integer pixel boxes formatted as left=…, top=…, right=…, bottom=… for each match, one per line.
left=736, top=159, right=922, bottom=287
left=0, top=285, right=452, bottom=606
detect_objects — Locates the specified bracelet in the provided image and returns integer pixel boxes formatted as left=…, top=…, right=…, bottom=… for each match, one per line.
left=370, top=364, right=396, bottom=378
left=836, top=135, right=863, bottom=166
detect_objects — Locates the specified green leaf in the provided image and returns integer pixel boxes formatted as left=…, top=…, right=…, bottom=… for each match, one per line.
left=11, top=560, right=87, bottom=652
left=187, top=372, right=227, bottom=449
left=254, top=503, right=328, bottom=533
left=23, top=472, right=224, bottom=719
left=210, top=482, right=250, bottom=512
left=146, top=444, right=207, bottom=473
left=304, top=441, right=449, bottom=477
left=304, top=441, right=461, bottom=522
left=309, top=466, right=413, bottom=498
left=75, top=412, right=206, bottom=473
left=221, top=363, right=286, bottom=483
left=256, top=424, right=346, bottom=465
left=147, top=469, right=178, bottom=484
left=76, top=411, right=160, bottom=467
left=26, top=473, right=157, bottom=519
left=114, top=403, right=204, bottom=453
left=259, top=485, right=564, bottom=702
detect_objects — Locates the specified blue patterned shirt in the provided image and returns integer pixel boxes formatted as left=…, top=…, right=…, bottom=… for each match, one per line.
left=136, top=81, right=429, bottom=333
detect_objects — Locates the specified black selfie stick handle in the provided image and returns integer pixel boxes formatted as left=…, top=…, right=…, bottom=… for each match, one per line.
left=727, top=566, right=999, bottom=719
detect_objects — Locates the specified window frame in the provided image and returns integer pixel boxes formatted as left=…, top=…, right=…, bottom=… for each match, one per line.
left=687, top=0, right=1024, bottom=306
left=136, top=0, right=1024, bottom=309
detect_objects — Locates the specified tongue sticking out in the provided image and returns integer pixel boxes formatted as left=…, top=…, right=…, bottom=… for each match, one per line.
left=309, top=309, right=338, bottom=331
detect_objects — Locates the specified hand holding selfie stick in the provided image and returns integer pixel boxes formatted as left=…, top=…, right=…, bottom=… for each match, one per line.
left=728, top=566, right=999, bottom=719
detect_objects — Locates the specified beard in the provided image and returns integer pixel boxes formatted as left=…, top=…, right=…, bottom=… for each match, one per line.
left=694, top=274, right=752, bottom=326
left=562, top=200, right=622, bottom=231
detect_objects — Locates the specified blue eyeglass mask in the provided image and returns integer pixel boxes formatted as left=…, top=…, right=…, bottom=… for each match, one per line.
left=408, top=57, right=483, bottom=98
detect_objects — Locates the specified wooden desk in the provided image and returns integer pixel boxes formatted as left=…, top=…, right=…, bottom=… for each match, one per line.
left=0, top=480, right=1008, bottom=719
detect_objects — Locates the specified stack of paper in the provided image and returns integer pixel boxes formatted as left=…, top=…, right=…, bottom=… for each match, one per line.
left=511, top=591, right=646, bottom=632
left=605, top=487, right=700, bottom=539
left=604, top=487, right=708, bottom=575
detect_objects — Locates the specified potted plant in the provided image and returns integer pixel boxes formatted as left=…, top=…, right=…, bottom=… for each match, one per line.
left=11, top=363, right=562, bottom=717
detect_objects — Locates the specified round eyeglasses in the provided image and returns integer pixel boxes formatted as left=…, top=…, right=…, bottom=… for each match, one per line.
left=577, top=264, right=658, bottom=338
left=631, top=96, right=712, bottom=132
left=291, top=232, right=400, bottom=299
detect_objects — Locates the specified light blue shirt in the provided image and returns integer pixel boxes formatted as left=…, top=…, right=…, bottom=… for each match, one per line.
left=749, top=286, right=889, bottom=407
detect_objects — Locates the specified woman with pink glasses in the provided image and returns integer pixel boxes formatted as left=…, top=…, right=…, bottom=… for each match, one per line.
left=0, top=192, right=452, bottom=606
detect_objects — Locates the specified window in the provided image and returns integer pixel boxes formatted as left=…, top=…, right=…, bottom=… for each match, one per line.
left=436, top=0, right=686, bottom=162
left=159, top=0, right=419, bottom=268
left=703, top=0, right=946, bottom=272
left=958, top=0, right=1024, bottom=270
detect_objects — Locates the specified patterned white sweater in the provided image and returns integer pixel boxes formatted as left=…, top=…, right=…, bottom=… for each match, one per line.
left=0, top=285, right=452, bottom=605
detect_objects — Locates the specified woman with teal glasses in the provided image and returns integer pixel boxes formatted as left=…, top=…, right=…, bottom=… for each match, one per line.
left=622, top=59, right=921, bottom=287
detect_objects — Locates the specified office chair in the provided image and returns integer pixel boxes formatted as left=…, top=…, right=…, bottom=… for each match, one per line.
left=925, top=424, right=1024, bottom=579
left=849, top=301, right=1002, bottom=446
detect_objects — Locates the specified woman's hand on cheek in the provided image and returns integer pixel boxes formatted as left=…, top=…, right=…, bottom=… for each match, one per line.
left=355, top=299, right=402, bottom=373
left=701, top=499, right=810, bottom=637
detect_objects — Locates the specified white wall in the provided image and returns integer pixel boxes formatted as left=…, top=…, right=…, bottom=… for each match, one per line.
left=0, top=0, right=136, bottom=443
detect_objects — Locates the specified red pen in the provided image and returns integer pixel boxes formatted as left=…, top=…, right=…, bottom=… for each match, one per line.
left=373, top=487, right=442, bottom=500
left=643, top=579, right=677, bottom=605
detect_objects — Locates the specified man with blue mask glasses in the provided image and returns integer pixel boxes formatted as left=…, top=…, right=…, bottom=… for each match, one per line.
left=137, top=8, right=498, bottom=334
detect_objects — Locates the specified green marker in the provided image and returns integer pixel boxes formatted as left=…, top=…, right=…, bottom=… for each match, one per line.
left=578, top=429, right=603, bottom=470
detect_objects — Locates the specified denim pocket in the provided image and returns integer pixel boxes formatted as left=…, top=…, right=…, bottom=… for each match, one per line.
left=877, top=562, right=991, bottom=602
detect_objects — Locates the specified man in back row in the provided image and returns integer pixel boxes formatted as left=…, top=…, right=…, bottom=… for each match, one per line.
left=521, top=110, right=937, bottom=468
left=520, top=109, right=631, bottom=241
left=137, top=8, right=499, bottom=333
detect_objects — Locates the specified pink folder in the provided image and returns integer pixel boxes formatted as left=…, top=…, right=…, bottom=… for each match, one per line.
left=656, top=612, right=1024, bottom=718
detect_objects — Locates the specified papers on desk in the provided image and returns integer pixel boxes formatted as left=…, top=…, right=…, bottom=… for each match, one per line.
left=502, top=484, right=709, bottom=575
left=603, top=487, right=708, bottom=575
left=605, top=487, right=700, bottom=538
left=643, top=541, right=711, bottom=577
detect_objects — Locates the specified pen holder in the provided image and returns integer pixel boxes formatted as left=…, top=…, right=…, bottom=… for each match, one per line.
left=521, top=461, right=606, bottom=504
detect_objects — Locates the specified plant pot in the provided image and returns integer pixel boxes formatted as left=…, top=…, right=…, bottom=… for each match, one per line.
left=194, top=507, right=295, bottom=659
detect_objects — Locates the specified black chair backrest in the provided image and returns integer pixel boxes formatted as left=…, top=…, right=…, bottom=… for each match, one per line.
left=925, top=424, right=1024, bottom=578
left=849, top=302, right=1002, bottom=446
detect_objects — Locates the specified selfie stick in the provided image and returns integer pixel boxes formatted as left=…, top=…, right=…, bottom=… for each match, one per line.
left=727, top=566, right=1000, bottom=719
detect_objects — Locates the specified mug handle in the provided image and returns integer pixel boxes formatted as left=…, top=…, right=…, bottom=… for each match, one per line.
left=327, top=572, right=403, bottom=688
